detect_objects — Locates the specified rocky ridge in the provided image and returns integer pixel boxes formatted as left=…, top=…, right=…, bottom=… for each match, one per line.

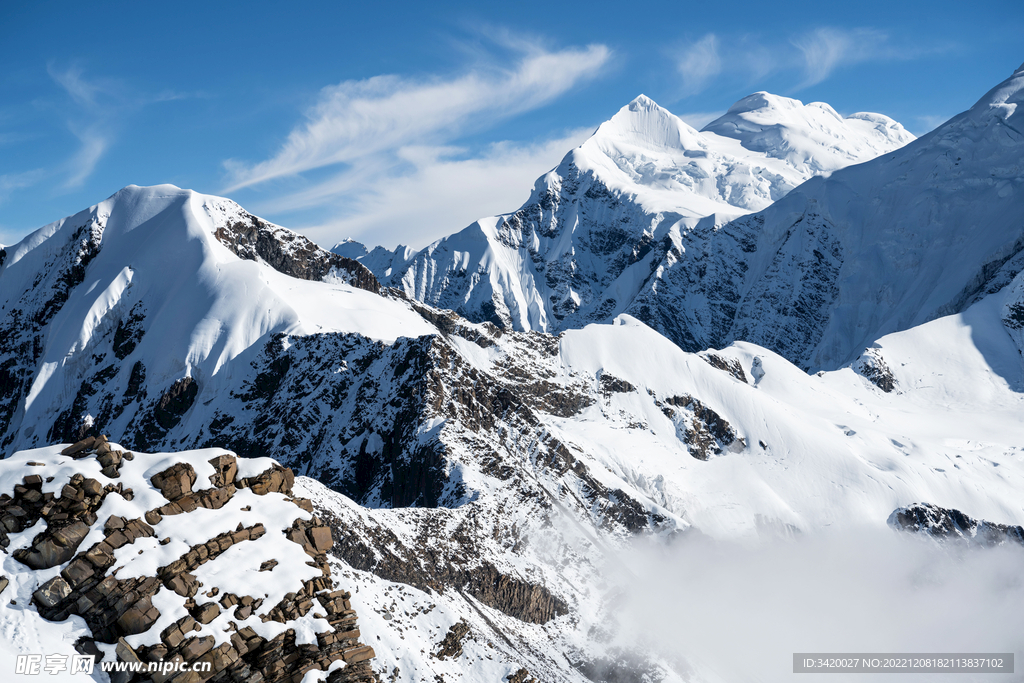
left=889, top=502, right=1024, bottom=548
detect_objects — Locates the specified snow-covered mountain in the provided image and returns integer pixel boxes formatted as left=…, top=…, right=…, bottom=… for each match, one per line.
left=623, top=62, right=1024, bottom=370
left=344, top=92, right=913, bottom=336
left=4, top=114, right=1024, bottom=681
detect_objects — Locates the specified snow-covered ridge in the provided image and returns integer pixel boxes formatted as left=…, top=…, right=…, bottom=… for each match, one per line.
left=640, top=62, right=1024, bottom=369
left=0, top=184, right=437, bottom=451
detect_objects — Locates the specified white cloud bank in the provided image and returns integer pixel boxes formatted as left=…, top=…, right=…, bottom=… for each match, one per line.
left=605, top=528, right=1024, bottom=683
left=295, top=128, right=594, bottom=249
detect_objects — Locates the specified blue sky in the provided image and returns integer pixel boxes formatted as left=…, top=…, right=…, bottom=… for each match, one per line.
left=1, top=0, right=1021, bottom=250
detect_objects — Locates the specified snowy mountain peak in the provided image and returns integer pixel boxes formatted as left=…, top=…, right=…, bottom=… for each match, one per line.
left=585, top=93, right=704, bottom=153
left=364, top=89, right=916, bottom=337
left=700, top=92, right=915, bottom=173
left=724, top=91, right=804, bottom=115
left=627, top=93, right=657, bottom=109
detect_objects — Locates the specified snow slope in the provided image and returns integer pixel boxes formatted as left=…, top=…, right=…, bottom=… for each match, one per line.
left=352, top=92, right=912, bottom=335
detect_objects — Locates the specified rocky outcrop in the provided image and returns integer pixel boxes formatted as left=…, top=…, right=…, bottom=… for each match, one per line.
left=853, top=347, right=896, bottom=393
left=657, top=394, right=740, bottom=460
left=154, top=377, right=199, bottom=430
left=3, top=439, right=379, bottom=683
left=435, top=620, right=470, bottom=660
left=888, top=502, right=1024, bottom=548
left=213, top=210, right=380, bottom=293
left=700, top=352, right=748, bottom=383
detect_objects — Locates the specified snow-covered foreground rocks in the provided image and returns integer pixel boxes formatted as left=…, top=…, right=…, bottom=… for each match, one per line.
left=0, top=440, right=376, bottom=682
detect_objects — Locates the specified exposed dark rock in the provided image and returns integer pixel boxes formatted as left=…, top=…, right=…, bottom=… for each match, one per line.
left=853, top=348, right=896, bottom=393
left=435, top=620, right=470, bottom=660
left=0, top=217, right=103, bottom=451
left=213, top=211, right=380, bottom=293
left=112, top=303, right=146, bottom=360
left=700, top=352, right=748, bottom=383
left=154, top=377, right=198, bottom=430
left=151, top=462, right=196, bottom=501
left=34, top=576, right=72, bottom=608
left=662, top=394, right=738, bottom=460
left=572, top=652, right=664, bottom=683
left=599, top=372, right=635, bottom=396
left=124, top=361, right=145, bottom=399
left=326, top=505, right=569, bottom=626
left=2, top=449, right=380, bottom=683
left=507, top=668, right=538, bottom=683
left=888, top=502, right=1024, bottom=547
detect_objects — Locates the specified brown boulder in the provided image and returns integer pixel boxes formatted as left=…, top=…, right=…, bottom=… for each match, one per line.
left=151, top=463, right=196, bottom=501
left=208, top=454, right=238, bottom=488
left=192, top=602, right=220, bottom=624
left=33, top=577, right=71, bottom=608
left=309, top=526, right=333, bottom=553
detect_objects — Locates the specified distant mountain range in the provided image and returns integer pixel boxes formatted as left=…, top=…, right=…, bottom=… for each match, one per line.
left=335, top=91, right=914, bottom=362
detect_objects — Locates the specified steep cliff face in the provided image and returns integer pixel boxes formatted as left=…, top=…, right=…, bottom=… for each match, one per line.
left=0, top=440, right=378, bottom=682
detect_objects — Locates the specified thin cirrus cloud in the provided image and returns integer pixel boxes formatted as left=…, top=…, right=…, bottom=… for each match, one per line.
left=676, top=34, right=722, bottom=95
left=46, top=64, right=195, bottom=190
left=792, top=27, right=892, bottom=88
left=221, top=42, right=611, bottom=193
left=47, top=64, right=115, bottom=189
left=675, top=27, right=937, bottom=96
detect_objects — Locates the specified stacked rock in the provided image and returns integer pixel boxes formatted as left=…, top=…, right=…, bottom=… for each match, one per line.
left=1, top=436, right=379, bottom=683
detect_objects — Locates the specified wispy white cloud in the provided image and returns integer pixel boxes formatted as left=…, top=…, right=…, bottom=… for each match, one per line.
left=45, top=64, right=197, bottom=190
left=792, top=27, right=891, bottom=88
left=673, top=27, right=945, bottom=96
left=47, top=64, right=117, bottom=189
left=63, top=127, right=109, bottom=189
left=266, top=127, right=594, bottom=250
left=223, top=41, right=610, bottom=191
left=0, top=169, right=46, bottom=206
left=676, top=35, right=722, bottom=95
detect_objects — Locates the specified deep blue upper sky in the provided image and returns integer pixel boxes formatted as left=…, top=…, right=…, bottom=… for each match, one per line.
left=1, top=0, right=1021, bottom=249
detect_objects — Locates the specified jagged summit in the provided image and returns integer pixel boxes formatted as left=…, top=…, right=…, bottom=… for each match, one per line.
left=637, top=61, right=1024, bottom=370
left=582, top=93, right=706, bottom=155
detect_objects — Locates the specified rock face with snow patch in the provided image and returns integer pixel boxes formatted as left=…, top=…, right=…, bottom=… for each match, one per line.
left=627, top=64, right=1024, bottom=369
left=210, top=203, right=380, bottom=293
left=888, top=503, right=1024, bottom=548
